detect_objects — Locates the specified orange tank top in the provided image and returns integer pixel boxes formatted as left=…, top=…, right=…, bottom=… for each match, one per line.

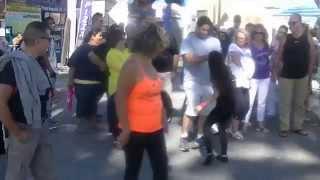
left=127, top=71, right=163, bottom=133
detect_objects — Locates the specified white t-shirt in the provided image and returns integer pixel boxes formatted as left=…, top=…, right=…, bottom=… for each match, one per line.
left=227, top=43, right=255, bottom=88
left=180, top=33, right=221, bottom=88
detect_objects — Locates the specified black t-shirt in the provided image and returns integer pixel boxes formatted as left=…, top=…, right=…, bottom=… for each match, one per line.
left=69, top=44, right=105, bottom=83
left=0, top=62, right=27, bottom=124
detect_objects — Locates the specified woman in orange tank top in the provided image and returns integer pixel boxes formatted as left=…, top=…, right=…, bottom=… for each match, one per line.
left=115, top=23, right=169, bottom=180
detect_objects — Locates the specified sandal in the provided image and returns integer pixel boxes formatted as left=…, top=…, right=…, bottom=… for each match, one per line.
left=292, top=129, right=308, bottom=136
left=279, top=131, right=289, bottom=138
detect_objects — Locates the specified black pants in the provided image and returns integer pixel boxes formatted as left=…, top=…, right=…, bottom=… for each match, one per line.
left=203, top=115, right=230, bottom=156
left=107, top=95, right=121, bottom=138
left=124, top=129, right=168, bottom=180
left=0, top=122, right=5, bottom=154
left=234, top=88, right=249, bottom=120
left=75, top=84, right=104, bottom=118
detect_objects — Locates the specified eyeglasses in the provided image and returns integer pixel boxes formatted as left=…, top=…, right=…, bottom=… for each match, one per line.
left=288, top=21, right=298, bottom=26
left=40, top=36, right=51, bottom=41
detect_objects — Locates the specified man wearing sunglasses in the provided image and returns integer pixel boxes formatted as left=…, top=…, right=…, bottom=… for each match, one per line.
left=276, top=13, right=315, bottom=138
left=0, top=21, right=56, bottom=180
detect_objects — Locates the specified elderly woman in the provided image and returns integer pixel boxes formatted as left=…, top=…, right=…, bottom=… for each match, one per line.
left=227, top=29, right=255, bottom=140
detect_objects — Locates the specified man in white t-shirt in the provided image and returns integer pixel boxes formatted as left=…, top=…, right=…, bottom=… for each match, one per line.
left=179, top=16, right=221, bottom=152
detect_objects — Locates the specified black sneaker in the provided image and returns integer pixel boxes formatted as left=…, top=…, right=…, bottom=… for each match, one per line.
left=216, top=154, right=229, bottom=162
left=179, top=137, right=189, bottom=152
left=203, top=153, right=213, bottom=166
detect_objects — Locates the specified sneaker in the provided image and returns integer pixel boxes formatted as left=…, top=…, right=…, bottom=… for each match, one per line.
left=242, top=122, right=251, bottom=132
left=179, top=138, right=189, bottom=152
left=256, top=127, right=270, bottom=133
left=189, top=140, right=200, bottom=149
left=231, top=131, right=244, bottom=140
left=202, top=153, right=213, bottom=166
left=216, top=154, right=229, bottom=162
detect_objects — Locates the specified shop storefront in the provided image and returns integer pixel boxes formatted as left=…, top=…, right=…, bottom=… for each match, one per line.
left=4, top=0, right=67, bottom=63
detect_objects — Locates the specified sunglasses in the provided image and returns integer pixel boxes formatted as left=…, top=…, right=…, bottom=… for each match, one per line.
left=254, top=31, right=264, bottom=35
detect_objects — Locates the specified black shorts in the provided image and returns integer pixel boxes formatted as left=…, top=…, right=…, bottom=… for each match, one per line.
left=234, top=88, right=249, bottom=121
left=75, top=84, right=105, bottom=118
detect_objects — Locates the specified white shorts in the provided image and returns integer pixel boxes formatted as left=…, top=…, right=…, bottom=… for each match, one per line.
left=184, top=84, right=214, bottom=117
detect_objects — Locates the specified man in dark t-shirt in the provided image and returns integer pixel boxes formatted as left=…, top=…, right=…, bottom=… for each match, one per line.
left=0, top=21, right=57, bottom=180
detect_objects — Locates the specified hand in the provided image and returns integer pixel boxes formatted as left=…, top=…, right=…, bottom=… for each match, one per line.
left=67, top=80, right=74, bottom=89
left=14, top=128, right=31, bottom=143
left=118, top=130, right=130, bottom=148
left=271, top=73, right=278, bottom=82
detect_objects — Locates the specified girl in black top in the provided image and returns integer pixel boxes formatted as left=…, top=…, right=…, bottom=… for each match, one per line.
left=198, top=51, right=235, bottom=165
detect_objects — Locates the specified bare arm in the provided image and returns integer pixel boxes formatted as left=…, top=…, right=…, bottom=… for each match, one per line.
left=0, top=84, right=23, bottom=138
left=183, top=53, right=209, bottom=64
left=229, top=52, right=242, bottom=66
left=307, top=32, right=316, bottom=78
left=89, top=51, right=106, bottom=72
left=68, top=67, right=75, bottom=88
left=272, top=37, right=286, bottom=80
left=115, top=60, right=137, bottom=133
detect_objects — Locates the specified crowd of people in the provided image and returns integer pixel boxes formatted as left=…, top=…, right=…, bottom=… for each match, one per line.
left=0, top=4, right=318, bottom=180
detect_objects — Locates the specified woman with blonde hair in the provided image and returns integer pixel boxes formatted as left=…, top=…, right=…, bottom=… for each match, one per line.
left=244, top=24, right=272, bottom=132
left=227, top=29, right=255, bottom=140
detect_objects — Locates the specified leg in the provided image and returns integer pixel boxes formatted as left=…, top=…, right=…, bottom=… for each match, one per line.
left=292, top=76, right=309, bottom=131
left=180, top=87, right=200, bottom=151
left=124, top=133, right=145, bottom=180
left=218, top=121, right=229, bottom=156
left=202, top=116, right=215, bottom=154
left=257, top=78, right=271, bottom=130
left=107, top=95, right=120, bottom=138
left=30, top=129, right=57, bottom=180
left=244, top=79, right=258, bottom=124
left=197, top=85, right=215, bottom=137
left=279, top=78, right=294, bottom=132
left=5, top=128, right=39, bottom=180
left=146, top=130, right=168, bottom=180
left=0, top=123, right=5, bottom=154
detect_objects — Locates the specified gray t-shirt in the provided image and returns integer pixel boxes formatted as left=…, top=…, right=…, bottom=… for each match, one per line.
left=180, top=33, right=221, bottom=88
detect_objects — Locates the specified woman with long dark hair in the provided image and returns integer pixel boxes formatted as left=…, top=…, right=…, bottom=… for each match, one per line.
left=197, top=51, right=235, bottom=165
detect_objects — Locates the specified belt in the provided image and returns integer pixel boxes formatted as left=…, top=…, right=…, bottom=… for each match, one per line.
left=74, top=79, right=101, bottom=85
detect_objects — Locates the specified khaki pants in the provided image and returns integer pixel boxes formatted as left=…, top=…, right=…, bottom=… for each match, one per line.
left=279, top=76, right=308, bottom=131
left=5, top=126, right=56, bottom=180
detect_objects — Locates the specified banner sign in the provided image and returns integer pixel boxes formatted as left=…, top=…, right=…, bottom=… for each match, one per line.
left=76, top=0, right=92, bottom=46
left=7, top=0, right=67, bottom=12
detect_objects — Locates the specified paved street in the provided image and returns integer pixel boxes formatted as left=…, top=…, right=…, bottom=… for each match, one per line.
left=1, top=75, right=320, bottom=180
